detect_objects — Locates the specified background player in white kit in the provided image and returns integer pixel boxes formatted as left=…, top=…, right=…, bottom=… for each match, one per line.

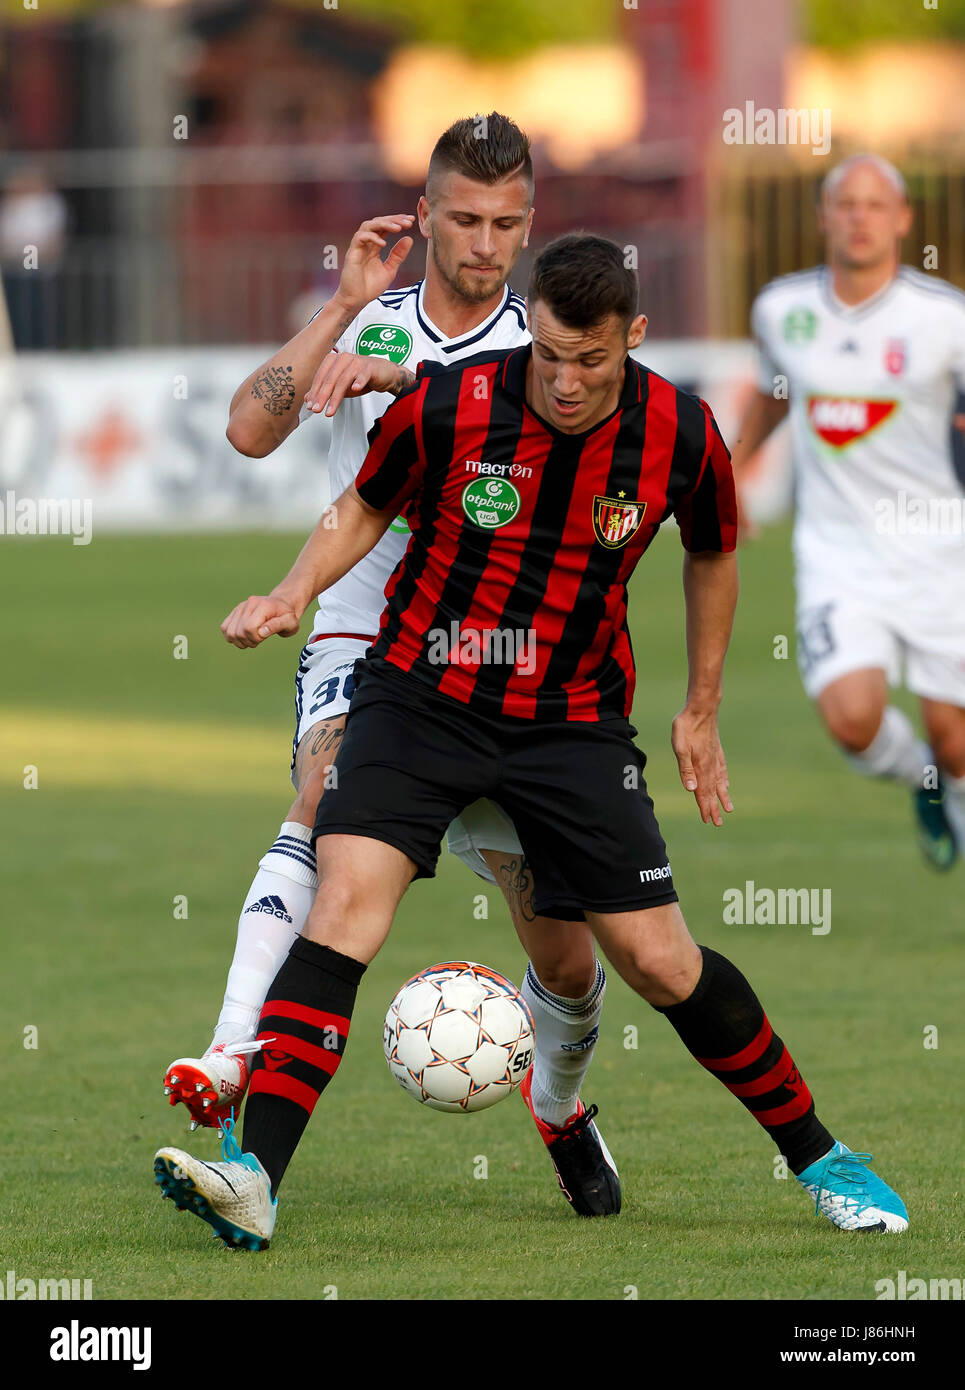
left=161, top=115, right=621, bottom=1216
left=731, top=153, right=965, bottom=870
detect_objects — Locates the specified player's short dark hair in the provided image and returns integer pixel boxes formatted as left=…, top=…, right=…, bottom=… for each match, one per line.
left=528, top=234, right=638, bottom=331
left=426, top=112, right=533, bottom=204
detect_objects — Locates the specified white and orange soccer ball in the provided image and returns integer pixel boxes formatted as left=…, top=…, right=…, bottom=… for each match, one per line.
left=383, top=961, right=535, bottom=1112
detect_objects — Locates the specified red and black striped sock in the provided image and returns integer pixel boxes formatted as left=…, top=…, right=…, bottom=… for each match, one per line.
left=241, top=936, right=366, bottom=1195
left=656, top=947, right=833, bottom=1175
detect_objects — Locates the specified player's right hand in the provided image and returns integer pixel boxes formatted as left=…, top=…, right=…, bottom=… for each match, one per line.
left=333, top=214, right=415, bottom=315
left=221, top=595, right=301, bottom=648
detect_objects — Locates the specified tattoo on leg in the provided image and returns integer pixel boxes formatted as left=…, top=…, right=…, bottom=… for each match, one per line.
left=251, top=365, right=296, bottom=416
left=309, top=724, right=344, bottom=759
left=497, top=855, right=537, bottom=924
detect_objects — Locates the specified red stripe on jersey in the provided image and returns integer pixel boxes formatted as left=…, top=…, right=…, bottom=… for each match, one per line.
left=562, top=374, right=679, bottom=717
left=677, top=401, right=738, bottom=553
left=259, top=1000, right=351, bottom=1037
left=436, top=402, right=555, bottom=708
left=530, top=410, right=627, bottom=720
left=259, top=1030, right=342, bottom=1076
left=390, top=363, right=500, bottom=675
left=247, top=1069, right=320, bottom=1114
left=354, top=374, right=430, bottom=515
left=695, top=1017, right=774, bottom=1072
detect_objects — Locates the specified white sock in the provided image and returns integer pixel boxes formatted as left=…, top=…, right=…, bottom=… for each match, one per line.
left=846, top=706, right=930, bottom=787
left=209, top=822, right=317, bottom=1051
left=941, top=772, right=965, bottom=852
left=521, top=960, right=606, bottom=1128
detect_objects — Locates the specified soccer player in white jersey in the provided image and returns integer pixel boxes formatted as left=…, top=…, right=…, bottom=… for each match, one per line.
left=731, top=154, right=965, bottom=869
left=161, top=114, right=621, bottom=1216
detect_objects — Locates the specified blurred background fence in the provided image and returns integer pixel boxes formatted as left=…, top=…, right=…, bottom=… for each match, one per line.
left=2, top=0, right=963, bottom=528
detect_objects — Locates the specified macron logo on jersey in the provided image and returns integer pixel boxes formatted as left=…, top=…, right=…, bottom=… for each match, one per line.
left=464, top=458, right=533, bottom=480
left=807, top=396, right=898, bottom=449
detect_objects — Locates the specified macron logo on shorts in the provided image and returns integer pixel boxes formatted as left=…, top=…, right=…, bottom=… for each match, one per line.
left=639, top=864, right=672, bottom=883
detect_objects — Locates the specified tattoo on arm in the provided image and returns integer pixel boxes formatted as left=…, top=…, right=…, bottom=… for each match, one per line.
left=251, top=364, right=297, bottom=416
left=496, top=855, right=537, bottom=924
left=388, top=367, right=416, bottom=398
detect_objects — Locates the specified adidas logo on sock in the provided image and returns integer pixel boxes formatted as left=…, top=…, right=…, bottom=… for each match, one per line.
left=243, top=894, right=293, bottom=924
left=561, top=1026, right=599, bottom=1054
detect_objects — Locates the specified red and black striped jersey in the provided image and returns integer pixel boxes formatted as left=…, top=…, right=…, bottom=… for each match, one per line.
left=353, top=344, right=736, bottom=722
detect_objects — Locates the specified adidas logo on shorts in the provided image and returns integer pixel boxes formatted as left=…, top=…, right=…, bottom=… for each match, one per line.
left=243, top=894, right=293, bottom=924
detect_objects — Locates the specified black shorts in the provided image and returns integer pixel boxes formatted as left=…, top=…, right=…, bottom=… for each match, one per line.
left=313, top=658, right=678, bottom=917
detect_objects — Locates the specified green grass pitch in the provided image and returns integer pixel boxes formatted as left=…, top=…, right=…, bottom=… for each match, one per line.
left=1, top=523, right=960, bottom=1300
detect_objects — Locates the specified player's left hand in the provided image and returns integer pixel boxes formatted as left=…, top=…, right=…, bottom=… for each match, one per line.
left=304, top=351, right=402, bottom=417
left=670, top=704, right=734, bottom=826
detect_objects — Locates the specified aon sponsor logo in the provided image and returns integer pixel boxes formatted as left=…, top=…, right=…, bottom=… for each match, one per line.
left=807, top=395, right=897, bottom=448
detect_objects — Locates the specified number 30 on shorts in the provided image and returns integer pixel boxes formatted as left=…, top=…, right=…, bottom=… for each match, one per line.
left=308, top=668, right=356, bottom=717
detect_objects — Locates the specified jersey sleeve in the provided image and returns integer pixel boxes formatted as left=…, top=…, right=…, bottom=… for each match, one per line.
left=674, top=399, right=738, bottom=553
left=750, top=291, right=781, bottom=395
left=353, top=377, right=428, bottom=514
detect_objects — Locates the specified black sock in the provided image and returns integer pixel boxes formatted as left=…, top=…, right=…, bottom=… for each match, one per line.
left=655, top=946, right=833, bottom=1174
left=242, top=937, right=366, bottom=1195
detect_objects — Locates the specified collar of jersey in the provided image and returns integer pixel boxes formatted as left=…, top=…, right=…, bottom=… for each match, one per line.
left=415, top=279, right=511, bottom=349
left=499, top=344, right=645, bottom=440
left=820, top=264, right=901, bottom=320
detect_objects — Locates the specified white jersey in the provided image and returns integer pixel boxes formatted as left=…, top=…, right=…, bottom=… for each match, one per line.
left=310, top=280, right=529, bottom=640
left=752, top=265, right=965, bottom=604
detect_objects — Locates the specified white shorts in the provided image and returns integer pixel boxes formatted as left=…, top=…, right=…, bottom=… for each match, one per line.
left=795, top=587, right=965, bottom=706
left=445, top=798, right=525, bottom=884
left=291, top=640, right=526, bottom=881
left=291, top=636, right=371, bottom=780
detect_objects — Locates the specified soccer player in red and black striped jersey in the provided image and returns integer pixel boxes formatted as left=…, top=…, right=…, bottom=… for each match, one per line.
left=162, top=234, right=907, bottom=1249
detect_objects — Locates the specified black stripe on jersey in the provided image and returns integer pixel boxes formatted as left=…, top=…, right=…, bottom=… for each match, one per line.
left=411, top=363, right=516, bottom=686
left=361, top=420, right=421, bottom=513
left=468, top=436, right=586, bottom=716
left=680, top=411, right=727, bottom=552
left=535, top=372, right=653, bottom=718
left=375, top=366, right=465, bottom=658
left=662, top=390, right=718, bottom=534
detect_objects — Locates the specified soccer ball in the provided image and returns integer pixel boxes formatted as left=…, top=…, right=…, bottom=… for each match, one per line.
left=383, top=961, right=535, bottom=1112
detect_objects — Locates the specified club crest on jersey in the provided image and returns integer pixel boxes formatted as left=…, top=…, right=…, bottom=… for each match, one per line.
left=355, top=324, right=413, bottom=363
left=883, top=338, right=906, bottom=375
left=806, top=395, right=898, bottom=449
left=593, top=495, right=646, bottom=548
